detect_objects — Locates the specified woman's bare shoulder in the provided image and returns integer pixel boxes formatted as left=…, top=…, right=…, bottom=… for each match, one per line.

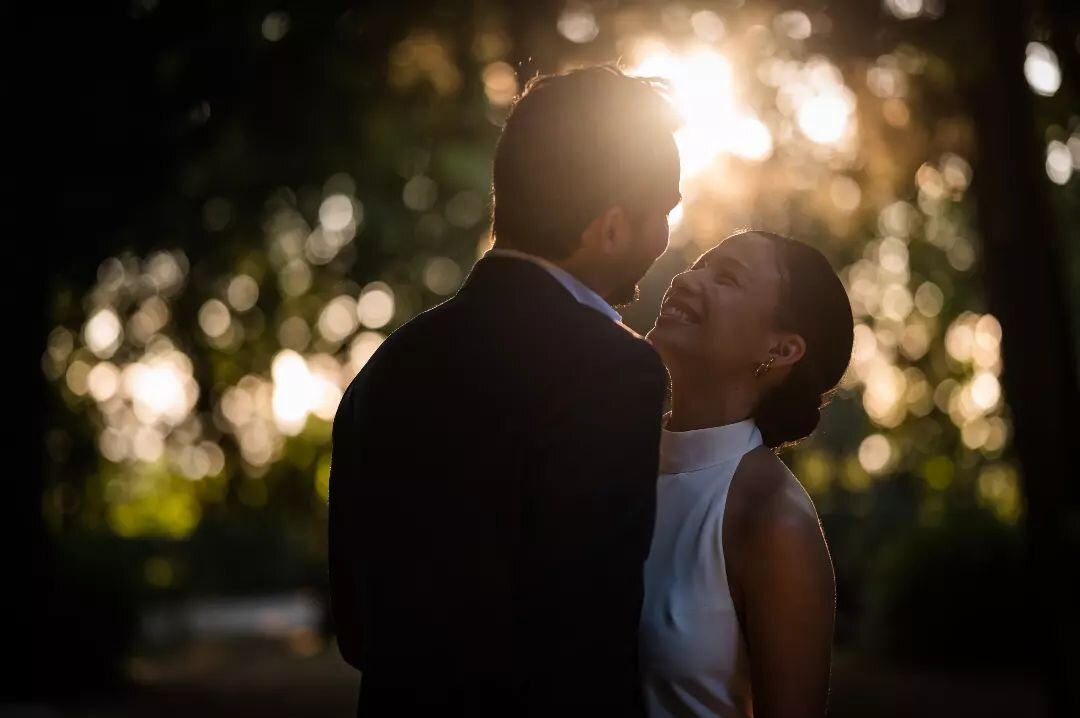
left=726, top=446, right=823, bottom=543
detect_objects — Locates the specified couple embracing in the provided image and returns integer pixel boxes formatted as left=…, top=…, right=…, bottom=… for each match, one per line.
left=329, top=65, right=854, bottom=718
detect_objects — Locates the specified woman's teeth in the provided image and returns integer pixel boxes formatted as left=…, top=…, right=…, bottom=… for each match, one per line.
left=661, top=305, right=693, bottom=323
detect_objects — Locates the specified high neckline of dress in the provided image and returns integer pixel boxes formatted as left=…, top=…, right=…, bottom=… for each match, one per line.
left=659, top=416, right=762, bottom=474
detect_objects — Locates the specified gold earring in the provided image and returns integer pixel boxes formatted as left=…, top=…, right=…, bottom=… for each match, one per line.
left=754, top=357, right=775, bottom=378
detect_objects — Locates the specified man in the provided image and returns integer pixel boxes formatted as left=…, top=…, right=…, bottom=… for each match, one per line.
left=329, top=65, right=681, bottom=716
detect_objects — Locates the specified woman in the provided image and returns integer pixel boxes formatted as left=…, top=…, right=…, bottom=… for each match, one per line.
left=640, top=230, right=854, bottom=718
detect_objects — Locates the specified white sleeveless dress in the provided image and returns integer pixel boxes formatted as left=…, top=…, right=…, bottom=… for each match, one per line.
left=640, top=419, right=763, bottom=718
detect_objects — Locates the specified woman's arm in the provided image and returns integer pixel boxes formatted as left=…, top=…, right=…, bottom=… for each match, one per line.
left=736, top=483, right=836, bottom=718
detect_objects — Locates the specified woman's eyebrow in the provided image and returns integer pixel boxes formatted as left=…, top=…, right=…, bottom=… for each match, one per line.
left=716, top=256, right=752, bottom=274
left=697, top=254, right=751, bottom=275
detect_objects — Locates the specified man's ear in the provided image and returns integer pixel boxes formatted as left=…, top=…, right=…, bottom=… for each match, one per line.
left=579, top=206, right=631, bottom=257
left=595, top=206, right=631, bottom=254
left=769, top=333, right=806, bottom=370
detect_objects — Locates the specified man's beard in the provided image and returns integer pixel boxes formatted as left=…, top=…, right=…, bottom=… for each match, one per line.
left=611, top=281, right=641, bottom=309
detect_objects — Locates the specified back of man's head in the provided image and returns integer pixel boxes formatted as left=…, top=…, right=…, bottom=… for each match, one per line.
left=492, top=65, right=681, bottom=261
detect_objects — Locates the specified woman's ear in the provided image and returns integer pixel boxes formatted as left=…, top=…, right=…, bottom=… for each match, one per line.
left=770, top=333, right=806, bottom=369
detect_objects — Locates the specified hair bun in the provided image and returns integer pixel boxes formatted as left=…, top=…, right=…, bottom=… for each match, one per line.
left=755, top=373, right=823, bottom=450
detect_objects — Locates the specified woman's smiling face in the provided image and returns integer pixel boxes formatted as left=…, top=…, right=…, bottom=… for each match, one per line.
left=647, top=232, right=787, bottom=378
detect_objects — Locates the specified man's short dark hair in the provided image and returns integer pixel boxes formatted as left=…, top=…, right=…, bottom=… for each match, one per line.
left=491, top=65, right=681, bottom=261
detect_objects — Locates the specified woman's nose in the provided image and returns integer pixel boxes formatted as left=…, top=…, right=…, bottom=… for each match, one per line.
left=671, top=269, right=705, bottom=295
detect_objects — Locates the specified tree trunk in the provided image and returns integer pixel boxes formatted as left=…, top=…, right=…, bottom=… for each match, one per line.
left=964, top=3, right=1080, bottom=716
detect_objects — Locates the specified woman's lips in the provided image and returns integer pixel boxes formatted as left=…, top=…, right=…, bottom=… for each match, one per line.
left=659, top=292, right=703, bottom=324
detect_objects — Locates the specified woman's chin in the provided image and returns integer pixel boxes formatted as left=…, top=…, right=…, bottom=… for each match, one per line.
left=648, top=323, right=702, bottom=367
left=646, top=317, right=683, bottom=345
left=645, top=324, right=664, bottom=346
left=645, top=324, right=678, bottom=355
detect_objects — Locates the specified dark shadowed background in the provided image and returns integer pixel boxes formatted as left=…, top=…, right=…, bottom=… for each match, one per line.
left=24, top=1, right=1080, bottom=716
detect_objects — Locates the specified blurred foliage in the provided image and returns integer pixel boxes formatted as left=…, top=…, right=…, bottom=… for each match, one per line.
left=860, top=507, right=1031, bottom=667
left=43, top=0, right=1077, bottom=675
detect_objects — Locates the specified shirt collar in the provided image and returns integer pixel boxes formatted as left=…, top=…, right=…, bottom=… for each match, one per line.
left=484, top=248, right=622, bottom=323
left=659, top=417, right=763, bottom=474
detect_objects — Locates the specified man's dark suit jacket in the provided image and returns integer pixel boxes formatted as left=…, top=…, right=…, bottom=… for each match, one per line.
left=329, top=254, right=668, bottom=716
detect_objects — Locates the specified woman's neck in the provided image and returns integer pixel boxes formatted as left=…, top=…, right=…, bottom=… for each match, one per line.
left=667, top=372, right=757, bottom=432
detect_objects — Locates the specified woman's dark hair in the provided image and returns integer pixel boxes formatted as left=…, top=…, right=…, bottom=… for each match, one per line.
left=744, top=231, right=854, bottom=450
left=492, top=65, right=681, bottom=260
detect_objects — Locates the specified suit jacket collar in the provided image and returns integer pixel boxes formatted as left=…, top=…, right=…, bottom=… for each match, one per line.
left=481, top=249, right=622, bottom=323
